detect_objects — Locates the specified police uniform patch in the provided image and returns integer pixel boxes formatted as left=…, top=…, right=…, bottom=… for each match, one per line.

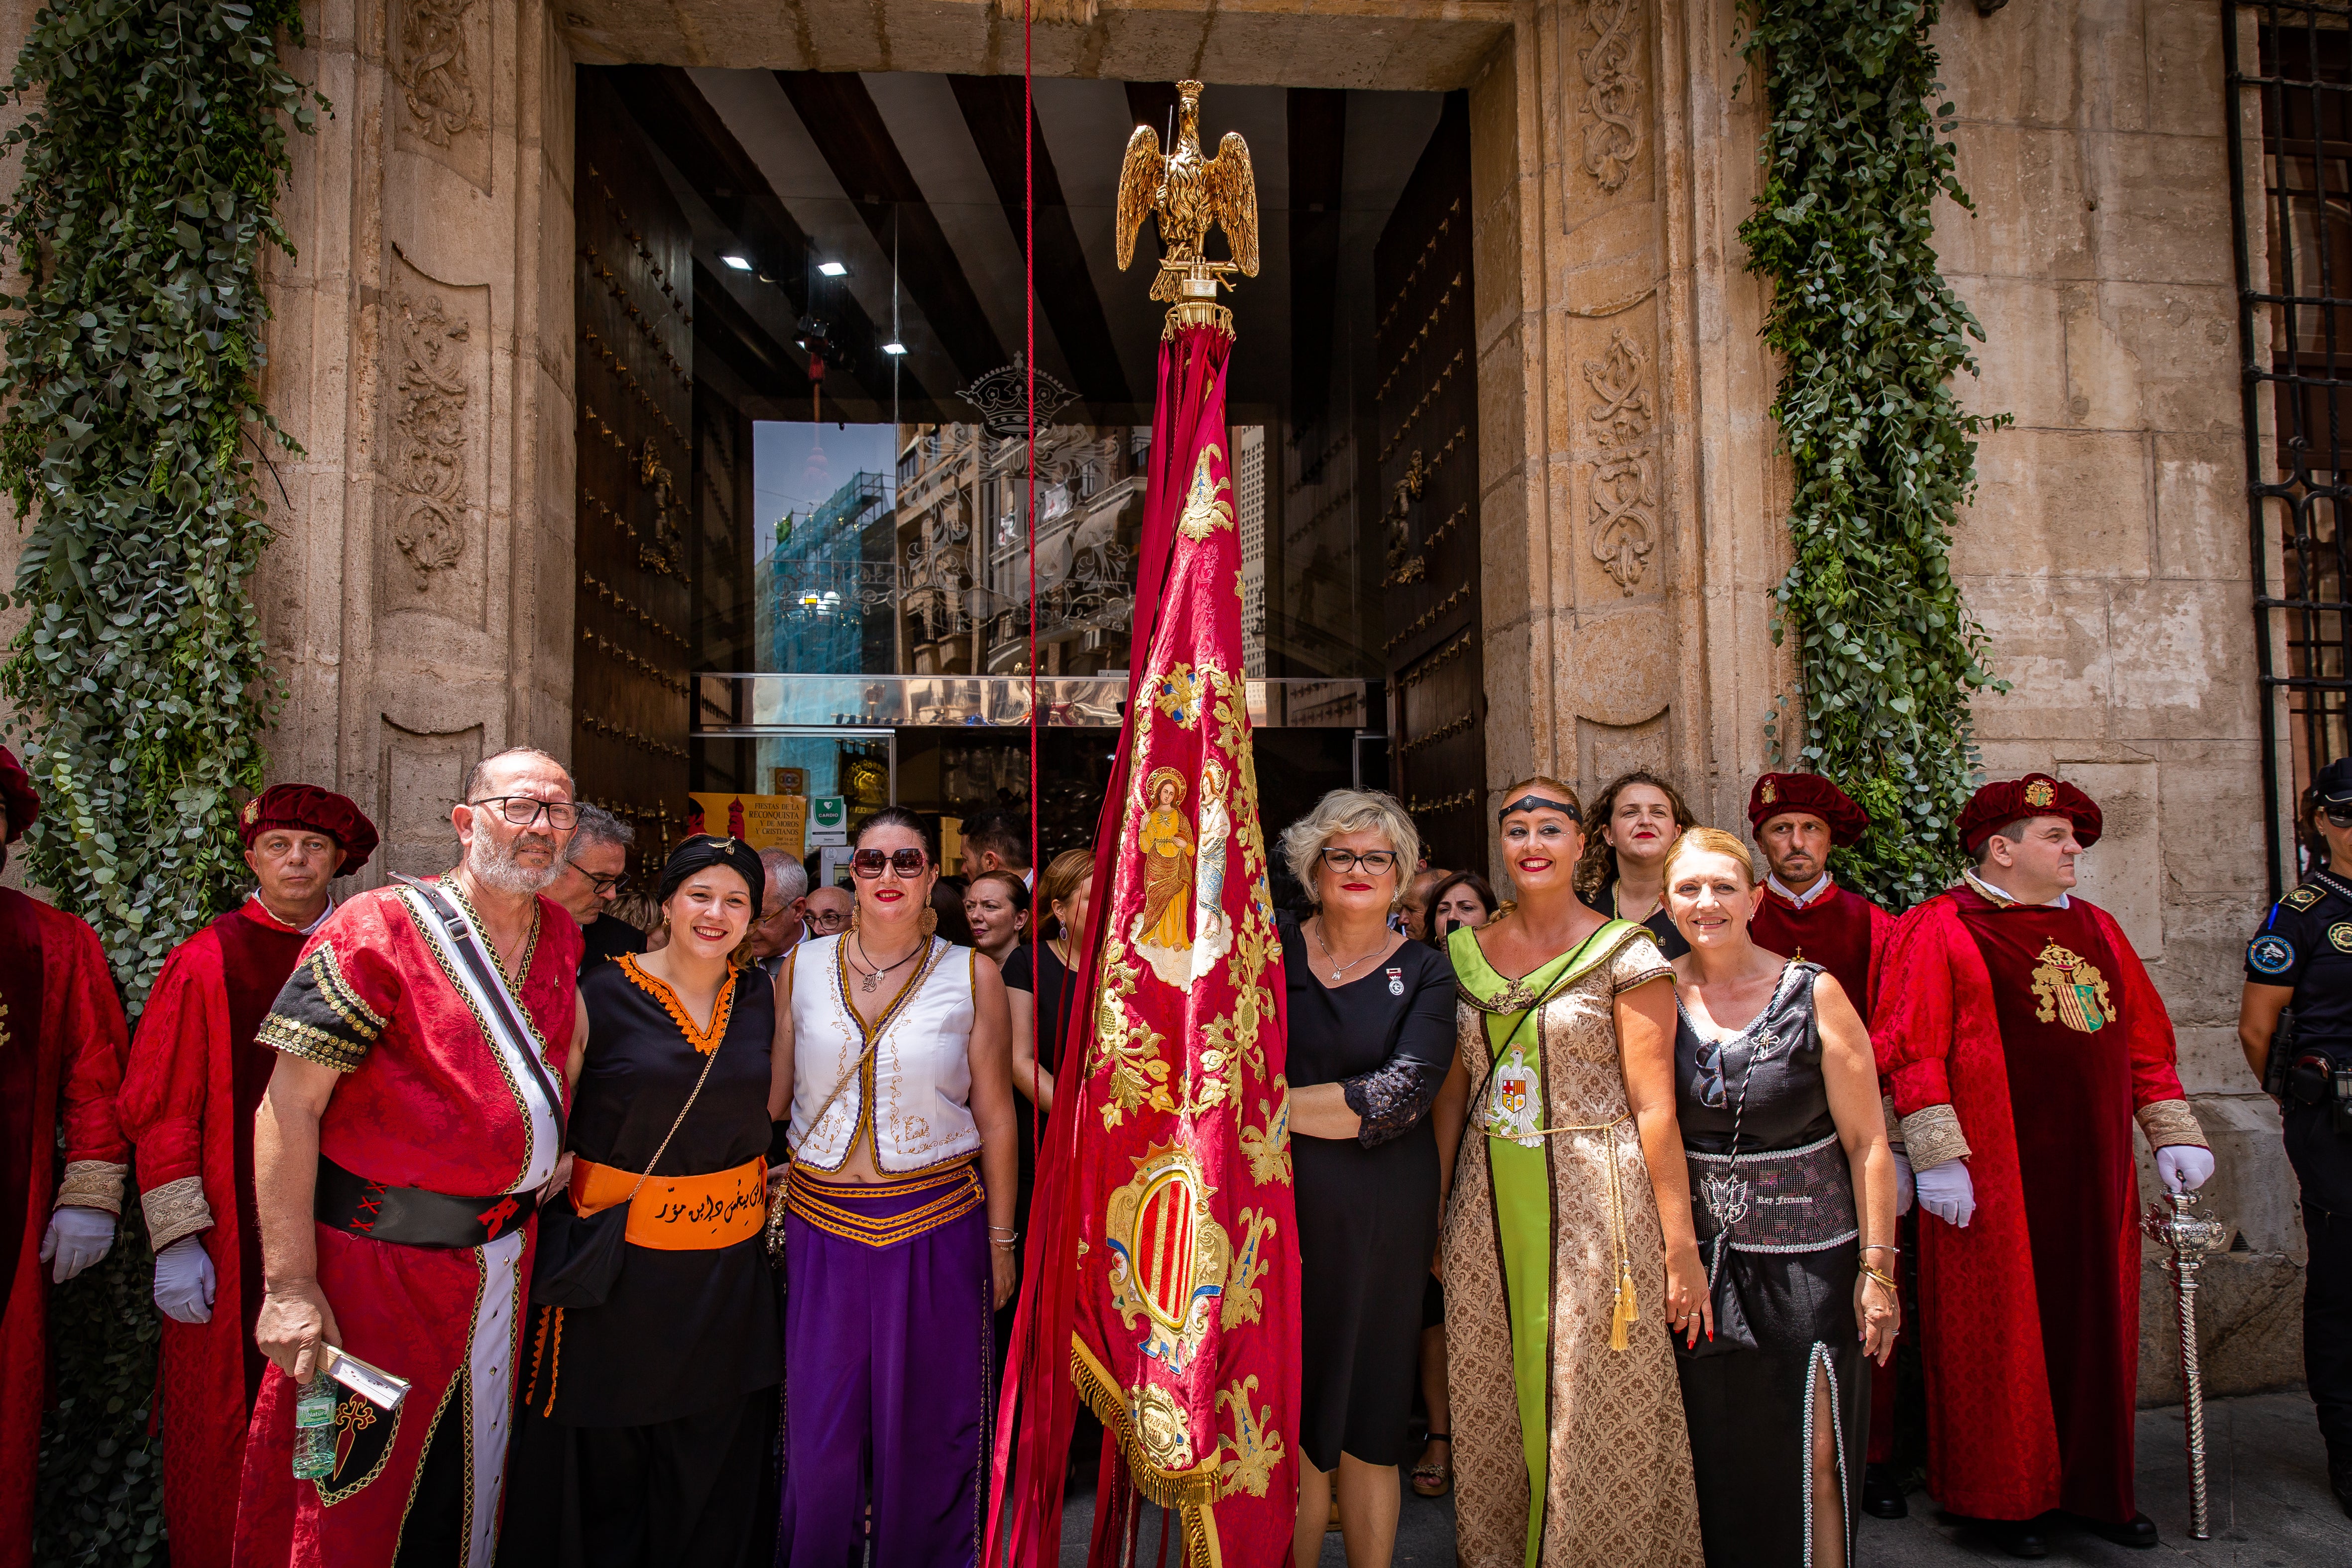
left=2249, top=933, right=2297, bottom=976
left=2331, top=922, right=2352, bottom=955
left=2285, top=885, right=2325, bottom=912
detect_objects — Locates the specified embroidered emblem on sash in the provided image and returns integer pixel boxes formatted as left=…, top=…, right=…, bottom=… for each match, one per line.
left=2030, top=940, right=2112, bottom=1033
left=1486, top=1047, right=1542, bottom=1148
left=1106, top=1144, right=1233, bottom=1375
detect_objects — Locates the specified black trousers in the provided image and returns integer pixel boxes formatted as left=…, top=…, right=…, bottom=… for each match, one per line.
left=500, top=1385, right=779, bottom=1568
left=2286, top=1103, right=2352, bottom=1456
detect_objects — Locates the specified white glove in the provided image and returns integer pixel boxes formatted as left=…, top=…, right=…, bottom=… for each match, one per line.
left=1893, top=1148, right=1916, bottom=1216
left=153, top=1235, right=217, bottom=1324
left=2155, top=1145, right=2216, bottom=1195
left=40, top=1206, right=117, bottom=1283
left=1913, top=1161, right=1976, bottom=1228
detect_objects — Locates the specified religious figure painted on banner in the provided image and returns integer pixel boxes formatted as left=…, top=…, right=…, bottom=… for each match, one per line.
left=1188, top=755, right=1237, bottom=977
left=1134, top=767, right=1198, bottom=982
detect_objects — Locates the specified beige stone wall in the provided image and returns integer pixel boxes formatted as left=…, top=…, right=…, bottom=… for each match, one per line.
left=1932, top=0, right=2296, bottom=1395
left=262, top=0, right=579, bottom=885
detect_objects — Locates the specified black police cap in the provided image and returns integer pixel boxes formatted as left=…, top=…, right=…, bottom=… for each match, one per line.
left=2317, top=756, right=2352, bottom=807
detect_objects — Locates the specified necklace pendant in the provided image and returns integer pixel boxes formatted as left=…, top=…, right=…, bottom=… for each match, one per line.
left=861, top=972, right=878, bottom=993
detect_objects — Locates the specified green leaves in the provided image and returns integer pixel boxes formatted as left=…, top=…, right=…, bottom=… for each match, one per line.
left=1742, top=0, right=2006, bottom=909
left=1, top=2, right=317, bottom=1560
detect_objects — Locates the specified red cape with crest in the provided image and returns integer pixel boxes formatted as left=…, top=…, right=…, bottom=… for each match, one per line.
left=118, top=897, right=317, bottom=1568
left=0, top=889, right=129, bottom=1568
left=1871, top=884, right=2197, bottom=1523
left=994, top=320, right=1299, bottom=1568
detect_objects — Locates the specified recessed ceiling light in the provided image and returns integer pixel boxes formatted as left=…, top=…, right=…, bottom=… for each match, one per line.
left=883, top=341, right=907, bottom=356
left=720, top=253, right=752, bottom=271
left=817, top=260, right=848, bottom=278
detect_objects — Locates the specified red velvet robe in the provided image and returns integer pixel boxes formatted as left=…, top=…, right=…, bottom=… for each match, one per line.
left=0, top=889, right=130, bottom=1568
left=118, top=898, right=314, bottom=1568
left=230, top=885, right=579, bottom=1568
left=1873, top=884, right=2191, bottom=1524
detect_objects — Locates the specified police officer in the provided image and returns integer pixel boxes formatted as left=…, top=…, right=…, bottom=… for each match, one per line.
left=2240, top=755, right=2352, bottom=1520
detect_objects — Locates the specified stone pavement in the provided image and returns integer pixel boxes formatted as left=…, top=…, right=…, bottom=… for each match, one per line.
left=1059, top=1394, right=2349, bottom=1566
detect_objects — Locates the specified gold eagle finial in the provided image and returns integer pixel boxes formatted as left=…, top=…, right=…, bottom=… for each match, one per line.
left=1115, top=80, right=1259, bottom=327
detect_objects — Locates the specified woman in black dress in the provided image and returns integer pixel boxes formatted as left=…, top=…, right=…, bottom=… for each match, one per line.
left=1275, top=790, right=1457, bottom=1568
left=503, top=835, right=786, bottom=1568
left=1575, top=769, right=1699, bottom=959
left=1662, top=829, right=1898, bottom=1568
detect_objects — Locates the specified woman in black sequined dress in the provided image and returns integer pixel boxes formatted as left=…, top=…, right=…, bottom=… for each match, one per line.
left=1662, top=829, right=1899, bottom=1568
left=1275, top=790, right=1458, bottom=1568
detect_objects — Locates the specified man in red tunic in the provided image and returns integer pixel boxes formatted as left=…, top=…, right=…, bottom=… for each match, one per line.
left=231, top=748, right=585, bottom=1568
left=118, top=785, right=377, bottom=1568
left=0, top=745, right=131, bottom=1568
left=1745, top=771, right=1912, bottom=1515
left=1874, top=774, right=2213, bottom=1556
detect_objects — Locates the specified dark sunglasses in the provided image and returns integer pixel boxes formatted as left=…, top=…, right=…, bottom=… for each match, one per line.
left=851, top=847, right=930, bottom=878
left=1693, top=1038, right=1730, bottom=1110
left=2325, top=806, right=2352, bottom=829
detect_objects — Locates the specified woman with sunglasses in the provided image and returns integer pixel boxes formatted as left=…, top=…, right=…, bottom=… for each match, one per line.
left=1273, top=790, right=1458, bottom=1568
left=771, top=808, right=1017, bottom=1566
left=1435, top=778, right=1705, bottom=1568
left=1662, top=828, right=1896, bottom=1568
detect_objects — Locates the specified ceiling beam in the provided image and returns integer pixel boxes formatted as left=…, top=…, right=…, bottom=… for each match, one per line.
left=946, top=74, right=1134, bottom=412
left=774, top=70, right=1011, bottom=387
left=604, top=65, right=917, bottom=412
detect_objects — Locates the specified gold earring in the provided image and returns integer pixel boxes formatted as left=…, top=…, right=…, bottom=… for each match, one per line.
left=920, top=905, right=940, bottom=938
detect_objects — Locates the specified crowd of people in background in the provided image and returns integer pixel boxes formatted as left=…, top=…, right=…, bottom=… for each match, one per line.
left=3, top=740, right=2347, bottom=1568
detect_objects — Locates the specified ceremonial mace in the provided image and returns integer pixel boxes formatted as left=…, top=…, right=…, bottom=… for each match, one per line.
left=2139, top=1189, right=2232, bottom=1539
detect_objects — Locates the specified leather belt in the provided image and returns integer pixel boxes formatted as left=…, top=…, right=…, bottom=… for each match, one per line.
left=316, top=1155, right=539, bottom=1250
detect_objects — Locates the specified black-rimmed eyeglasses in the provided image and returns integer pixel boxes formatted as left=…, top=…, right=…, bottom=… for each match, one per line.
left=1318, top=847, right=1400, bottom=875
left=469, top=796, right=579, bottom=830
left=585, top=870, right=629, bottom=897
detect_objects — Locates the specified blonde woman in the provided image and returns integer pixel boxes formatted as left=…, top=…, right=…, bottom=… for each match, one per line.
left=1276, top=790, right=1459, bottom=1568
left=1663, top=828, right=1897, bottom=1568
left=1436, top=778, right=1705, bottom=1568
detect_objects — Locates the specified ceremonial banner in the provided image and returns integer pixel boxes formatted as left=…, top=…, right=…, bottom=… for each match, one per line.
left=995, top=82, right=1295, bottom=1568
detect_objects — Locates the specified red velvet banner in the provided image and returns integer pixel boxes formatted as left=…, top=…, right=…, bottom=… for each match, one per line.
left=992, top=319, right=1299, bottom=1568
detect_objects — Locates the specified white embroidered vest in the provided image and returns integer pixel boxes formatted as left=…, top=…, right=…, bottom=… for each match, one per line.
left=788, top=934, right=980, bottom=1172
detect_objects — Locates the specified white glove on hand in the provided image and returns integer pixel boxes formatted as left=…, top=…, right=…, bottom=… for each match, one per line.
left=2155, top=1145, right=2216, bottom=1195
left=40, top=1206, right=117, bottom=1283
left=1913, top=1161, right=1976, bottom=1228
left=1893, top=1148, right=1916, bottom=1217
left=153, top=1236, right=218, bottom=1324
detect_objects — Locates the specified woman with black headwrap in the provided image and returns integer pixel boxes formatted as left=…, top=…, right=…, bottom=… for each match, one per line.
left=502, top=834, right=787, bottom=1568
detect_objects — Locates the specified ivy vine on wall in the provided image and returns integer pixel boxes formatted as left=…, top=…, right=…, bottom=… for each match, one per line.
left=1, top=1, right=318, bottom=1560
left=1742, top=0, right=2008, bottom=908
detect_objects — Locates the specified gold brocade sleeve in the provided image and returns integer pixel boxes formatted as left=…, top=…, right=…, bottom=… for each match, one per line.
left=1898, top=1103, right=1971, bottom=1170
left=2135, top=1097, right=2208, bottom=1151
left=54, top=1159, right=128, bottom=1214
left=140, top=1175, right=215, bottom=1250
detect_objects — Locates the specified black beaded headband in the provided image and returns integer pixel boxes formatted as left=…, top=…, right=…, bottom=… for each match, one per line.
left=1498, top=794, right=1581, bottom=823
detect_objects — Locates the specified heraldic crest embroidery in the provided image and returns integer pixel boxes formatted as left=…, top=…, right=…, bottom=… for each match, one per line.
left=2031, top=939, right=2113, bottom=1033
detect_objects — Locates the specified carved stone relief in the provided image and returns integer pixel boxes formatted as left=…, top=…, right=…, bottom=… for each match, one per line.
left=1581, top=325, right=1657, bottom=594
left=392, top=0, right=491, bottom=189
left=1572, top=0, right=1643, bottom=195
left=377, top=252, right=489, bottom=625
left=1577, top=711, right=1669, bottom=788
left=376, top=719, right=482, bottom=885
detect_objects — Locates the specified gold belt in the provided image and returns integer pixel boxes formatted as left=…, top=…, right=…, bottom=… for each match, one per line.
left=784, top=1158, right=982, bottom=1249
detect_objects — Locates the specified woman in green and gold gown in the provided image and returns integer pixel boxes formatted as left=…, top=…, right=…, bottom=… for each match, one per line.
left=1433, top=777, right=1707, bottom=1568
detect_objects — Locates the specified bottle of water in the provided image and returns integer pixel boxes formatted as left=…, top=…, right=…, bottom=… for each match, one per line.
left=291, top=1377, right=337, bottom=1479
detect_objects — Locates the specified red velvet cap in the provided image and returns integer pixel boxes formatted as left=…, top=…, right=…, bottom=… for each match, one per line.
left=0, top=746, right=37, bottom=844
left=240, top=785, right=379, bottom=875
left=1747, top=772, right=1869, bottom=845
left=1957, top=773, right=2102, bottom=853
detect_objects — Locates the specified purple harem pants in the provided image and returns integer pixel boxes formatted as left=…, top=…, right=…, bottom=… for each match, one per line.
left=777, top=1162, right=992, bottom=1568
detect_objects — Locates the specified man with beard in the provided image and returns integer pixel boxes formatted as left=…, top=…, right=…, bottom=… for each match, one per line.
left=232, top=748, right=586, bottom=1568
left=118, top=784, right=376, bottom=1568
left=0, top=746, right=130, bottom=1568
